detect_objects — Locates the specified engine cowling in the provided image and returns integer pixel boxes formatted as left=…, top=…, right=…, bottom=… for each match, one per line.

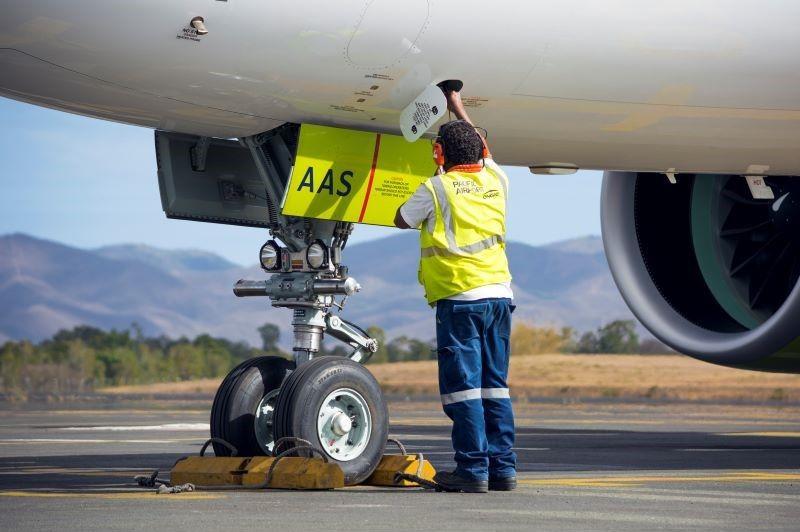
left=601, top=172, right=800, bottom=372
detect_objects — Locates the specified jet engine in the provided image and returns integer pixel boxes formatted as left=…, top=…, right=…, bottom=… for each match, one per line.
left=601, top=172, right=800, bottom=372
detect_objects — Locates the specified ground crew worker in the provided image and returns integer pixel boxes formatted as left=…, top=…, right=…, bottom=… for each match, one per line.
left=394, top=87, right=516, bottom=493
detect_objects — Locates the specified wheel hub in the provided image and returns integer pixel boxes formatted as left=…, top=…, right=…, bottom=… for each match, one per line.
left=254, top=389, right=280, bottom=454
left=330, top=412, right=352, bottom=436
left=316, top=388, right=371, bottom=461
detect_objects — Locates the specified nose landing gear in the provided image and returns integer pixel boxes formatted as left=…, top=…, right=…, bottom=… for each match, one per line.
left=208, top=127, right=387, bottom=484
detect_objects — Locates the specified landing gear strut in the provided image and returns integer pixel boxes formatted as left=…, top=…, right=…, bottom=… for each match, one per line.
left=209, top=126, right=387, bottom=484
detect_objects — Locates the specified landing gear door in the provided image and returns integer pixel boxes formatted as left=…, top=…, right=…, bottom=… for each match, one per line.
left=155, top=131, right=288, bottom=228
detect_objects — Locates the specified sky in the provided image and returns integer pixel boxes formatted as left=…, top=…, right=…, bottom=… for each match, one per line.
left=0, top=98, right=603, bottom=266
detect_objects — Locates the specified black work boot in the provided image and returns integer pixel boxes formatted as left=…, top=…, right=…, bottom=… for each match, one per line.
left=433, top=471, right=489, bottom=493
left=488, top=476, right=517, bottom=491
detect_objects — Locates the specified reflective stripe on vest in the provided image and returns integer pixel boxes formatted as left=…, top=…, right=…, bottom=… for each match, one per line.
left=421, top=173, right=505, bottom=258
left=420, top=234, right=504, bottom=258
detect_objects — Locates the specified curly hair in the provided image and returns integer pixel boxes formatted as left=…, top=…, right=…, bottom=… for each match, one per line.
left=438, top=120, right=483, bottom=166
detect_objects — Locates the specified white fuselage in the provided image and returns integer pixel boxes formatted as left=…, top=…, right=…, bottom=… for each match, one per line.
left=1, top=0, right=799, bottom=174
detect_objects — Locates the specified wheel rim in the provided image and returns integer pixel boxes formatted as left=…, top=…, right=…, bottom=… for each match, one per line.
left=254, top=389, right=280, bottom=454
left=316, top=388, right=372, bottom=462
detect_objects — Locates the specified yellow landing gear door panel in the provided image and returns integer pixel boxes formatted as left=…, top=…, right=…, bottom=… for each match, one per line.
left=281, top=124, right=435, bottom=227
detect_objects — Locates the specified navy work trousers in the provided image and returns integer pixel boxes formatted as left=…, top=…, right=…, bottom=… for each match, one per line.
left=436, top=298, right=516, bottom=481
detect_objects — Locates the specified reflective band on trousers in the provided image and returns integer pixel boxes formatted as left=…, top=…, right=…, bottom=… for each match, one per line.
left=441, top=387, right=511, bottom=405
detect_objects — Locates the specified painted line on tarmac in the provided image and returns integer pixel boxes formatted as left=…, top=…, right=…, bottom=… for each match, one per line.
left=26, top=410, right=208, bottom=415
left=678, top=448, right=800, bottom=452
left=465, top=508, right=722, bottom=526
left=514, top=432, right=621, bottom=437
left=0, top=467, right=154, bottom=477
left=534, top=489, right=793, bottom=505
left=409, top=449, right=550, bottom=455
left=0, top=438, right=200, bottom=444
left=605, top=487, right=800, bottom=500
left=720, top=432, right=800, bottom=438
left=528, top=419, right=800, bottom=426
left=60, top=423, right=210, bottom=431
left=384, top=433, right=451, bottom=441
left=518, top=471, right=800, bottom=488
left=0, top=490, right=221, bottom=500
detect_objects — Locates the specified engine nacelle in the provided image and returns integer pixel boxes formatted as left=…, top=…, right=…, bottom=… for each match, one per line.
left=601, top=172, right=800, bottom=372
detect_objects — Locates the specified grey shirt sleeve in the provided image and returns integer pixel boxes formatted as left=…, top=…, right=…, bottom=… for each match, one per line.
left=399, top=184, right=435, bottom=232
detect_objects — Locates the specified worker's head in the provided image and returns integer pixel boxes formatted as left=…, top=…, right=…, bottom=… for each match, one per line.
left=436, top=120, right=484, bottom=168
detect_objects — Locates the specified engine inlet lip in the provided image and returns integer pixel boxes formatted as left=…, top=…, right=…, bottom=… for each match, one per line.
left=601, top=171, right=800, bottom=365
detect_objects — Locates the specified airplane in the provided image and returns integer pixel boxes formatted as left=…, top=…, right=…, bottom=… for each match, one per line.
left=1, top=1, right=799, bottom=484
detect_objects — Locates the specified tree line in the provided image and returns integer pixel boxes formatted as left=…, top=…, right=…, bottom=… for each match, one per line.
left=1, top=320, right=669, bottom=397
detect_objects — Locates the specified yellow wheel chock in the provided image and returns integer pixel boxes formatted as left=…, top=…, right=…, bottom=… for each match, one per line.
left=170, top=455, right=344, bottom=490
left=164, top=437, right=434, bottom=491
left=362, top=438, right=436, bottom=487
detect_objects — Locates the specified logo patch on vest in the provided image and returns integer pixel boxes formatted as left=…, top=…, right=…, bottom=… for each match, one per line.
left=483, top=189, right=500, bottom=199
left=451, top=180, right=484, bottom=196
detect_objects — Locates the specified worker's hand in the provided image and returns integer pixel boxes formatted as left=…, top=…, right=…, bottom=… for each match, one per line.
left=439, top=84, right=472, bottom=125
left=443, top=89, right=464, bottom=114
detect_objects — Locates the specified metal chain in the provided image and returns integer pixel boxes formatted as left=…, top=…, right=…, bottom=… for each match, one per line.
left=386, top=437, right=407, bottom=455
left=272, top=436, right=313, bottom=457
left=199, top=437, right=238, bottom=457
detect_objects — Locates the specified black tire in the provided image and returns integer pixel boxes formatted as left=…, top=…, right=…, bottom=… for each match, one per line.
left=210, top=356, right=295, bottom=457
left=273, top=357, right=388, bottom=485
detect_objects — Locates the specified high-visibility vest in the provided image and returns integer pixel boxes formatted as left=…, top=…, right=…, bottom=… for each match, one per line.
left=418, top=163, right=511, bottom=304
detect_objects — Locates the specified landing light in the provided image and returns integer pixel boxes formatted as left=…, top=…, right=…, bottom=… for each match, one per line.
left=306, top=240, right=329, bottom=270
left=260, top=240, right=282, bottom=271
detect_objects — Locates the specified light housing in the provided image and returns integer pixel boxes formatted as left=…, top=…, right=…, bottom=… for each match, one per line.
left=306, top=240, right=329, bottom=270
left=259, top=240, right=282, bottom=271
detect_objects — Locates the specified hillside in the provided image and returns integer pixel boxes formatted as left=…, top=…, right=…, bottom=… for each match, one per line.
left=0, top=232, right=633, bottom=346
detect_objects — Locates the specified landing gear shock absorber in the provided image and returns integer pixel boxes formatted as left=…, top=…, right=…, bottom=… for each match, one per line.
left=208, top=126, right=386, bottom=484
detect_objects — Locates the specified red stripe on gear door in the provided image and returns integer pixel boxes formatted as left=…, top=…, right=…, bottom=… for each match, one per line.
left=358, top=133, right=382, bottom=223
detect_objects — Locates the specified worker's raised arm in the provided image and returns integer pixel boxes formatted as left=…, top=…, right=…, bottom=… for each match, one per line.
left=440, top=86, right=492, bottom=159
left=442, top=89, right=473, bottom=126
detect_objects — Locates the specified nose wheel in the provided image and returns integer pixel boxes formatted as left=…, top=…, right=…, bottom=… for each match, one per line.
left=209, top=356, right=295, bottom=456
left=210, top=356, right=387, bottom=485
left=273, top=357, right=388, bottom=485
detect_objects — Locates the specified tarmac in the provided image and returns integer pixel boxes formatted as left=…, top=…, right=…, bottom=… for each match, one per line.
left=1, top=400, right=799, bottom=531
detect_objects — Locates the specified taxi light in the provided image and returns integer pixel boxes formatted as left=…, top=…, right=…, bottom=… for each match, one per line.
left=306, top=240, right=329, bottom=270
left=260, top=240, right=282, bottom=271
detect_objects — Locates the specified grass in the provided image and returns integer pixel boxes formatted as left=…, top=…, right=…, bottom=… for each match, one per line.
left=98, top=353, right=800, bottom=403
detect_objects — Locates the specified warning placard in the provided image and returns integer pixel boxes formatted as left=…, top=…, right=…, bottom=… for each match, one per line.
left=281, top=124, right=435, bottom=227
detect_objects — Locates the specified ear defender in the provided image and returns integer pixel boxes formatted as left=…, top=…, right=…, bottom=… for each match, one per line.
left=433, top=141, right=446, bottom=166
left=475, top=127, right=490, bottom=159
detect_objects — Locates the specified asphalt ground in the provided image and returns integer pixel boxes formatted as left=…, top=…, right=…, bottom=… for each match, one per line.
left=1, top=401, right=799, bottom=531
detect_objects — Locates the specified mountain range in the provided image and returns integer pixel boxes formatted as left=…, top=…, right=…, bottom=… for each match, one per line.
left=0, top=232, right=634, bottom=346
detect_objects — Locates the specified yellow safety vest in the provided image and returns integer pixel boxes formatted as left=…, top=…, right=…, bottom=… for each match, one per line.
left=418, top=163, right=511, bottom=304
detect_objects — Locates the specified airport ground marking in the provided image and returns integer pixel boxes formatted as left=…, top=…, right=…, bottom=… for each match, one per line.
left=0, top=467, right=158, bottom=478
left=0, top=438, right=201, bottom=444
left=464, top=508, right=723, bottom=526
left=720, top=432, right=800, bottom=438
left=518, top=471, right=800, bottom=488
left=0, top=490, right=222, bottom=500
